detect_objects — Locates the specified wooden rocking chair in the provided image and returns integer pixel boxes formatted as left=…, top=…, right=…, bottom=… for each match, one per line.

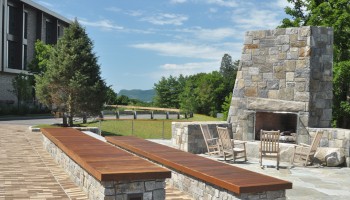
left=200, top=124, right=221, bottom=156
left=217, top=126, right=247, bottom=162
left=260, top=130, right=280, bottom=169
left=291, top=131, right=323, bottom=166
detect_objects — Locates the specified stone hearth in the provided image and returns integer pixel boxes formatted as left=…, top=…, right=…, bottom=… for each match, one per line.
left=228, top=26, right=333, bottom=144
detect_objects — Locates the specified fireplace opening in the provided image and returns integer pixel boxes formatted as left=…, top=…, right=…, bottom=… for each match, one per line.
left=255, top=111, right=297, bottom=143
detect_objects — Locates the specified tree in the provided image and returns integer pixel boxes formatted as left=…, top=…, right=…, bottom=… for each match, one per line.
left=153, top=75, right=184, bottom=108
left=221, top=93, right=232, bottom=120
left=280, top=0, right=350, bottom=128
left=106, top=86, right=118, bottom=105
left=28, top=40, right=53, bottom=75
left=10, top=73, right=33, bottom=109
left=35, top=20, right=107, bottom=126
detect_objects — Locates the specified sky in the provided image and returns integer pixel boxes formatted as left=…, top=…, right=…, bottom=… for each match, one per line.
left=32, top=0, right=292, bottom=93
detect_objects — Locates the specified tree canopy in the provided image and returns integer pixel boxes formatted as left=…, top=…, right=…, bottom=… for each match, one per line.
left=153, top=55, right=239, bottom=117
left=35, top=20, right=107, bottom=126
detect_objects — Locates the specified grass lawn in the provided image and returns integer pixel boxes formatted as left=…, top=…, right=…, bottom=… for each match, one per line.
left=36, top=114, right=222, bottom=139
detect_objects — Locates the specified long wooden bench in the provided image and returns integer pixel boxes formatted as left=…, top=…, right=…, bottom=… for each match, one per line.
left=41, top=128, right=171, bottom=181
left=106, top=136, right=292, bottom=196
left=41, top=128, right=171, bottom=199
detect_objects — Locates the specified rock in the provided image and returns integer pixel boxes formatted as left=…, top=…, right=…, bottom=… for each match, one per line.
left=314, top=147, right=345, bottom=167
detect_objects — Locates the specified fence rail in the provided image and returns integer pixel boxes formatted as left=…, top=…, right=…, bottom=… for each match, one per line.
left=96, top=119, right=184, bottom=139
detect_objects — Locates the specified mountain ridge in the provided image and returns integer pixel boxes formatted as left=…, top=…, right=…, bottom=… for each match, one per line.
left=118, top=89, right=155, bottom=102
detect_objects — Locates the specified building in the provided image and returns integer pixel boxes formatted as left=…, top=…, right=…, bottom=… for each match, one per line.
left=0, top=0, right=70, bottom=104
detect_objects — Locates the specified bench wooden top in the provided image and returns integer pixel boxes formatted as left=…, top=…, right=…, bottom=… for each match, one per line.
left=106, top=136, right=292, bottom=194
left=41, top=128, right=171, bottom=181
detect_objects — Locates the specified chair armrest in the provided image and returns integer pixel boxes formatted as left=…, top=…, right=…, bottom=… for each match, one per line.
left=231, top=139, right=246, bottom=145
left=298, top=143, right=310, bottom=147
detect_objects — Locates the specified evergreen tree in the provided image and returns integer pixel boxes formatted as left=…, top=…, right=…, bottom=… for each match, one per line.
left=35, top=20, right=107, bottom=126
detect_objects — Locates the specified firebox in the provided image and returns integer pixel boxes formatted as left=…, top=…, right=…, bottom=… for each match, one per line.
left=255, top=112, right=297, bottom=143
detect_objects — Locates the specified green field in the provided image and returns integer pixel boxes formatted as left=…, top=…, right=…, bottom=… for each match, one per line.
left=36, top=114, right=221, bottom=139
left=84, top=114, right=221, bottom=139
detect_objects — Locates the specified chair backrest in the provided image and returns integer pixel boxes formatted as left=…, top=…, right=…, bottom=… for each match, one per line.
left=309, top=131, right=323, bottom=154
left=200, top=124, right=213, bottom=141
left=217, top=126, right=232, bottom=151
left=260, top=130, right=280, bottom=153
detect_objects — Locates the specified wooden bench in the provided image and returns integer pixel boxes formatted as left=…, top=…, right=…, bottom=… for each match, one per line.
left=41, top=128, right=171, bottom=199
left=106, top=136, right=292, bottom=197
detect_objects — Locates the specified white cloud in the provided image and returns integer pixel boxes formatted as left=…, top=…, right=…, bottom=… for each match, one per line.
left=206, top=0, right=238, bottom=8
left=209, top=8, right=218, bottom=13
left=194, top=27, right=238, bottom=41
left=37, top=1, right=54, bottom=8
left=275, top=0, right=293, bottom=8
left=170, top=0, right=187, bottom=4
left=153, top=61, right=220, bottom=79
left=105, top=7, right=121, bottom=13
left=131, top=42, right=229, bottom=60
left=79, top=19, right=124, bottom=31
left=141, top=13, right=188, bottom=26
left=232, top=8, right=280, bottom=30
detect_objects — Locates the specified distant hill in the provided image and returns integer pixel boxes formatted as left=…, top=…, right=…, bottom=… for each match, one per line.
left=118, top=89, right=155, bottom=102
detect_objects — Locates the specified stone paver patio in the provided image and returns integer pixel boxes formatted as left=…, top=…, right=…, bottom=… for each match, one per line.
left=1, top=123, right=350, bottom=199
left=0, top=124, right=193, bottom=200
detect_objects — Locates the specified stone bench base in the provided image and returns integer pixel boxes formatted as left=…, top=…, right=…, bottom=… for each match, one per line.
left=43, top=135, right=166, bottom=200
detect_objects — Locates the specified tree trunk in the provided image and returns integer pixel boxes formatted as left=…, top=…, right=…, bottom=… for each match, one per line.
left=62, top=113, right=68, bottom=127
left=83, top=115, right=87, bottom=123
left=68, top=116, right=74, bottom=127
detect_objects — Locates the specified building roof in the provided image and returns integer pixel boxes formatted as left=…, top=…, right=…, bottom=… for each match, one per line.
left=21, top=0, right=71, bottom=24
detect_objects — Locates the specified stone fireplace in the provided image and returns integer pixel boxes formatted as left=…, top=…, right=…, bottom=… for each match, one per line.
left=228, top=26, right=333, bottom=144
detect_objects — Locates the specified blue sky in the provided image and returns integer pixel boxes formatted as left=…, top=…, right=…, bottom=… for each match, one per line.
left=33, top=0, right=291, bottom=93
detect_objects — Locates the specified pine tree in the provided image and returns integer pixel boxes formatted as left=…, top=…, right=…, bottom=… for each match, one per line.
left=35, top=20, right=107, bottom=126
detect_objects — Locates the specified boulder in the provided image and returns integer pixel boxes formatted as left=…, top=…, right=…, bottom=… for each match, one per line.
left=314, top=147, right=345, bottom=167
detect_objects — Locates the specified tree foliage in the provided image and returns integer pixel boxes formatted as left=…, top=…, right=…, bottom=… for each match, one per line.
left=153, top=75, right=185, bottom=108
left=153, top=55, right=238, bottom=117
left=35, top=20, right=107, bottom=126
left=280, top=0, right=350, bottom=128
left=28, top=40, right=53, bottom=75
left=10, top=73, right=33, bottom=109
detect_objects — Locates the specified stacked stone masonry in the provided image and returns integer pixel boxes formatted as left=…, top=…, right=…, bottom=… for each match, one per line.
left=171, top=121, right=230, bottom=153
left=228, top=26, right=333, bottom=142
left=43, top=135, right=166, bottom=200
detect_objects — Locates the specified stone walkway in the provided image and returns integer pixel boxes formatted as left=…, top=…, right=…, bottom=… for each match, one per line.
left=0, top=124, right=193, bottom=200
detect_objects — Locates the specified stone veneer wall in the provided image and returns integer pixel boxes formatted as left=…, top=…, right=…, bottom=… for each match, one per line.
left=43, top=135, right=166, bottom=200
left=228, top=26, right=333, bottom=143
left=168, top=171, right=286, bottom=200
left=171, top=121, right=230, bottom=154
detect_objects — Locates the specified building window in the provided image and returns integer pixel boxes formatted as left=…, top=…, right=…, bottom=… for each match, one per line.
left=57, top=24, right=61, bottom=38
left=46, top=20, right=55, bottom=44
left=23, top=12, right=28, bottom=39
left=8, top=41, right=21, bottom=70
left=8, top=5, right=19, bottom=36
left=23, top=45, right=27, bottom=70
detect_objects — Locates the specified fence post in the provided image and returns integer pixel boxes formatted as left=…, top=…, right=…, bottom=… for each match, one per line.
left=166, top=112, right=169, bottom=119
left=162, top=120, right=165, bottom=139
left=151, top=111, right=154, bottom=119
left=98, top=119, right=102, bottom=136
left=132, top=120, right=134, bottom=135
left=116, top=111, right=119, bottom=119
left=134, top=111, right=137, bottom=119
